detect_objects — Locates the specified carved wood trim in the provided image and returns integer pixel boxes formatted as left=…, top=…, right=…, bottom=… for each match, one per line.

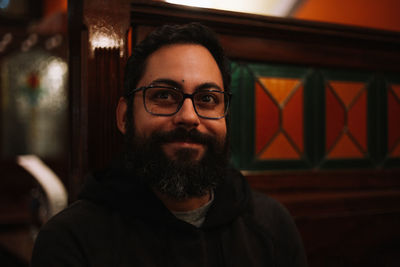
left=130, top=1, right=400, bottom=71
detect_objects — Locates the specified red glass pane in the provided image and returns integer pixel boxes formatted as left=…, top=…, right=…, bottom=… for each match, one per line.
left=326, top=87, right=345, bottom=151
left=255, top=82, right=279, bottom=155
left=259, top=132, right=300, bottom=159
left=391, top=143, right=400, bottom=158
left=348, top=90, right=367, bottom=152
left=283, top=86, right=304, bottom=152
left=392, top=84, right=400, bottom=99
left=259, top=77, right=300, bottom=105
left=388, top=89, right=400, bottom=151
left=329, top=81, right=364, bottom=108
left=328, top=133, right=364, bottom=159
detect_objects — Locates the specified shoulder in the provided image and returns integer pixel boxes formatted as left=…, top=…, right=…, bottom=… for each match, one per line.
left=251, top=191, right=294, bottom=227
left=249, top=190, right=308, bottom=266
left=40, top=199, right=109, bottom=234
left=50, top=199, right=107, bottom=223
left=250, top=190, right=298, bottom=240
left=225, top=168, right=295, bottom=227
left=36, top=198, right=118, bottom=244
left=31, top=200, right=111, bottom=267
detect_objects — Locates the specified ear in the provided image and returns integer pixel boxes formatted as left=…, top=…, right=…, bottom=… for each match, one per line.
left=116, top=97, right=128, bottom=134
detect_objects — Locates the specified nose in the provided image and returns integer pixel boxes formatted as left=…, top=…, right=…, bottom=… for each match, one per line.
left=172, top=98, right=200, bottom=129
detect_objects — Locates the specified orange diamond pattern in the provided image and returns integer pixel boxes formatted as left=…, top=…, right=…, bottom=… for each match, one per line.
left=255, top=77, right=303, bottom=160
left=259, top=132, right=300, bottom=159
left=328, top=133, right=364, bottom=159
left=347, top=90, right=367, bottom=152
left=326, top=80, right=367, bottom=159
left=283, top=86, right=304, bottom=151
left=259, top=77, right=300, bottom=105
left=326, top=85, right=345, bottom=151
left=329, top=81, right=364, bottom=107
left=255, top=82, right=279, bottom=154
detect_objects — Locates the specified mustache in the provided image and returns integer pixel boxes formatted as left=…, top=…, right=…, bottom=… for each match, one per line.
left=151, top=127, right=215, bottom=146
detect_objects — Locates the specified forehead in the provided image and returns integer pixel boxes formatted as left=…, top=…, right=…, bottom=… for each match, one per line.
left=138, top=44, right=224, bottom=90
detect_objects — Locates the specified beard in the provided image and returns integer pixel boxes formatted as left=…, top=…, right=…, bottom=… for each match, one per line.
left=124, top=126, right=229, bottom=200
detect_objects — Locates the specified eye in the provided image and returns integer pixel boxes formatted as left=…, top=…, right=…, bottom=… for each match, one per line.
left=195, top=91, right=222, bottom=107
left=200, top=94, right=216, bottom=103
left=146, top=87, right=181, bottom=104
left=155, top=90, right=172, bottom=99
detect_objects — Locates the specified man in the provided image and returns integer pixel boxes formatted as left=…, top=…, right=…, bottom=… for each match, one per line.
left=31, top=23, right=307, bottom=267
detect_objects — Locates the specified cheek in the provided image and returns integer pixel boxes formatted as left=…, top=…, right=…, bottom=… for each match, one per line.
left=133, top=108, right=171, bottom=138
left=133, top=113, right=154, bottom=138
left=132, top=97, right=151, bottom=137
left=203, top=119, right=227, bottom=139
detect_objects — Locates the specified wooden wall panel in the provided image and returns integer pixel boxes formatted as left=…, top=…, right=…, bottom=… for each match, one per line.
left=87, top=48, right=125, bottom=172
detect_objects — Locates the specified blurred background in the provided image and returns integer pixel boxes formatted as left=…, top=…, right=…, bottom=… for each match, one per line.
left=0, top=0, right=399, bottom=266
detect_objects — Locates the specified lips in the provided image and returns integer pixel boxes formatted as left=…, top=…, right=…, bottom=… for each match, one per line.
left=156, top=128, right=209, bottom=146
left=162, top=140, right=205, bottom=161
left=167, top=141, right=203, bottom=149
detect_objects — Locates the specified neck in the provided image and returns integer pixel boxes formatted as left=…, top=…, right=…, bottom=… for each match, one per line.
left=153, top=190, right=211, bottom=212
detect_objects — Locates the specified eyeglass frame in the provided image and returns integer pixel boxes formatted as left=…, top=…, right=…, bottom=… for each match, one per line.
left=125, top=85, right=232, bottom=120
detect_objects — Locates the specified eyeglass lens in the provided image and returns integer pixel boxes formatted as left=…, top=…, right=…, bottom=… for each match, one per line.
left=144, top=87, right=227, bottom=119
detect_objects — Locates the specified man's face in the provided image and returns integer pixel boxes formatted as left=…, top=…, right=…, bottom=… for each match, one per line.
left=132, top=44, right=227, bottom=163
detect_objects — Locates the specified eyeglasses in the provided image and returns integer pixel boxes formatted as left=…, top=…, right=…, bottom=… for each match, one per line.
left=126, top=85, right=231, bottom=120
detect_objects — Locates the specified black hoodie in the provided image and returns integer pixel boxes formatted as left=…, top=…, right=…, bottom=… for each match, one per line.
left=31, top=162, right=307, bottom=267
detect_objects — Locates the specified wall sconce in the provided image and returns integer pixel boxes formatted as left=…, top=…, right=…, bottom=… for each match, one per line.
left=83, top=0, right=130, bottom=57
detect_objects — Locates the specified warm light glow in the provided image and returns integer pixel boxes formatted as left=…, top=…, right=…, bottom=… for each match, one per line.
left=165, top=0, right=299, bottom=16
left=47, top=59, right=65, bottom=78
left=41, top=57, right=68, bottom=109
left=84, top=0, right=130, bottom=58
left=44, top=57, right=67, bottom=90
left=89, top=30, right=124, bottom=57
left=91, top=33, right=121, bottom=49
left=166, top=0, right=212, bottom=9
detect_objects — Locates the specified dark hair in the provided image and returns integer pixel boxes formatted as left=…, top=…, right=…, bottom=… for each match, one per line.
left=123, top=22, right=231, bottom=97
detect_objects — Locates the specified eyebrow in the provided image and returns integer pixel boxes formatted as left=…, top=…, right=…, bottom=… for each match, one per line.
left=195, top=82, right=223, bottom=92
left=150, top=78, right=223, bottom=92
left=150, top=78, right=182, bottom=89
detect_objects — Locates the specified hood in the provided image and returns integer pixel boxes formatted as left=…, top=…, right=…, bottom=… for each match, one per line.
left=79, top=157, right=252, bottom=229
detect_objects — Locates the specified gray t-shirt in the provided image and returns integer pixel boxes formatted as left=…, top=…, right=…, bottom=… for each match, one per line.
left=172, top=191, right=214, bottom=227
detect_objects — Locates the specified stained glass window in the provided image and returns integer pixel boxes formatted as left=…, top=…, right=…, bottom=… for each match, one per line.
left=325, top=81, right=368, bottom=159
left=1, top=49, right=68, bottom=158
left=388, top=84, right=400, bottom=158
left=255, top=77, right=304, bottom=160
left=230, top=61, right=398, bottom=170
